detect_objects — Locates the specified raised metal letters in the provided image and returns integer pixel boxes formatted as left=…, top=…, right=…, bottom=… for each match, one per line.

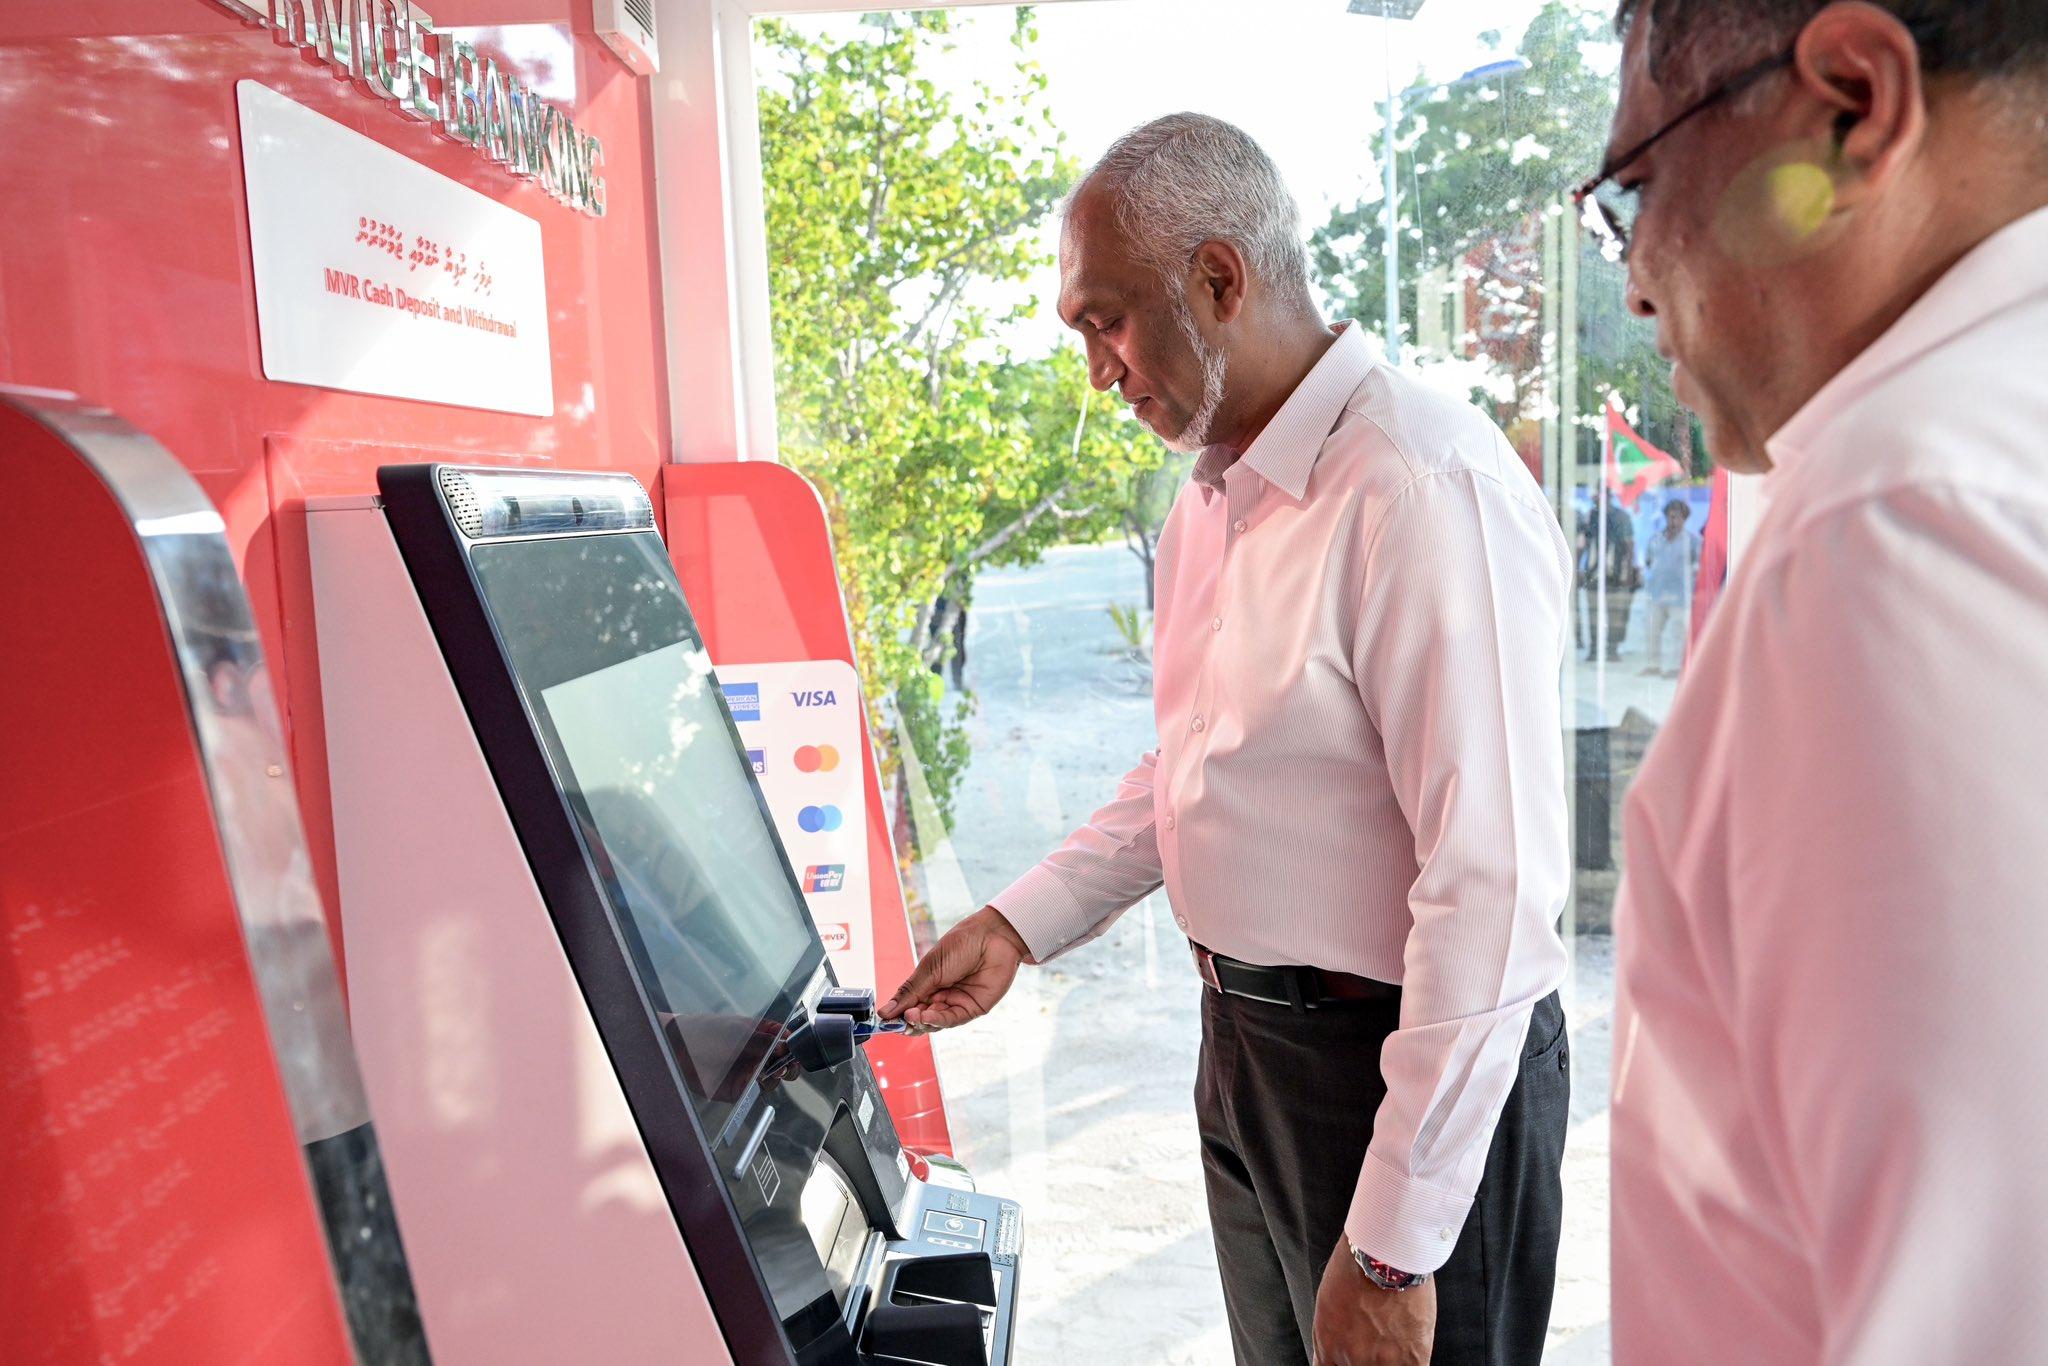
left=209, top=0, right=607, bottom=216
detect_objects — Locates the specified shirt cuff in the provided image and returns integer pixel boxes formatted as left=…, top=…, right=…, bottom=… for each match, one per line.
left=988, top=863, right=1097, bottom=963
left=1344, top=1149, right=1475, bottom=1276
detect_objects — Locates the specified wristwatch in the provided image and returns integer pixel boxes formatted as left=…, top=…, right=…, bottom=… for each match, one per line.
left=1350, top=1241, right=1429, bottom=1292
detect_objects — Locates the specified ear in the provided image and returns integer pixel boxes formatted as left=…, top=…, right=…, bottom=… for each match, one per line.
left=1793, top=2, right=1927, bottom=204
left=1188, top=239, right=1249, bottom=325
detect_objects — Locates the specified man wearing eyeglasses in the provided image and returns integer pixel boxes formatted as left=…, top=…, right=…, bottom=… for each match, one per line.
left=1587, top=2, right=2048, bottom=1359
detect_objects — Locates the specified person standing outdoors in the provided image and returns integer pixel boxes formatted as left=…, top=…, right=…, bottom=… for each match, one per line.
left=882, top=114, right=1573, bottom=1366
left=1584, top=490, right=1640, bottom=662
left=1589, top=2, right=2048, bottom=1359
left=1638, top=497, right=1700, bottom=677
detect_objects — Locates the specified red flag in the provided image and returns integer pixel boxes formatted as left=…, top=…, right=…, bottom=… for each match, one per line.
left=1606, top=398, right=1685, bottom=510
left=1691, top=464, right=1730, bottom=648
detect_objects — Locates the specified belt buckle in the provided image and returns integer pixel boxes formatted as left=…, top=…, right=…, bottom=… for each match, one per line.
left=1194, top=946, right=1223, bottom=993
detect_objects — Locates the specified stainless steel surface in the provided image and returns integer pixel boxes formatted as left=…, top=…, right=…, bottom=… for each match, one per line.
left=0, top=386, right=431, bottom=1366
left=732, top=1103, right=779, bottom=1179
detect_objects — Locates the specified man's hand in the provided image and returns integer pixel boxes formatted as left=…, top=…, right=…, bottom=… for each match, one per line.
left=878, top=906, right=1030, bottom=1034
left=1311, top=1240, right=1436, bottom=1366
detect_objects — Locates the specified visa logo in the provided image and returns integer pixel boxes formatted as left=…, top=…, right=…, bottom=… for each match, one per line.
left=791, top=690, right=838, bottom=708
left=746, top=749, right=766, bottom=775
left=721, top=682, right=761, bottom=720
left=803, top=864, right=846, bottom=894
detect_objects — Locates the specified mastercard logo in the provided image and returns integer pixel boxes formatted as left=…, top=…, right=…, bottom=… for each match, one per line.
left=797, top=804, right=844, bottom=833
left=793, top=745, right=841, bottom=774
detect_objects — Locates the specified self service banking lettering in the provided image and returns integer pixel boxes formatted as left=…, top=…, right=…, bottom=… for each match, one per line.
left=206, top=0, right=608, bottom=217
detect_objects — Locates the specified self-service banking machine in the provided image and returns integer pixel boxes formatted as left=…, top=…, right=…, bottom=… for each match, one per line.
left=308, top=465, right=1019, bottom=1366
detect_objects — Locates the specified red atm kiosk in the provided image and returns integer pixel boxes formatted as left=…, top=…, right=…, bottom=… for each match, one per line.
left=2, top=5, right=1018, bottom=1363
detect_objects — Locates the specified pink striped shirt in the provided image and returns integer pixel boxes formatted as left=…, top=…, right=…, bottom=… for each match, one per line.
left=993, top=322, right=1572, bottom=1273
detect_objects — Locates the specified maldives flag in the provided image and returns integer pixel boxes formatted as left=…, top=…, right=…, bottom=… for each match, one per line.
left=1691, top=465, right=1730, bottom=647
left=1606, top=398, right=1686, bottom=509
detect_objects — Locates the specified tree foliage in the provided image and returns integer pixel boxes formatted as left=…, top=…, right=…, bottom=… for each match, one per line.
left=1310, top=3, right=1694, bottom=468
left=755, top=11, right=1171, bottom=820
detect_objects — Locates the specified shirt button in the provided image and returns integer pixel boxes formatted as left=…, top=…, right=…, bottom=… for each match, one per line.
left=1175, top=914, right=1189, bottom=929
left=1210, top=617, right=1222, bottom=632
left=1190, top=716, right=1206, bottom=733
left=1440, top=1228, right=1455, bottom=1242
left=1232, top=518, right=1247, bottom=534
left=1165, top=813, right=1176, bottom=830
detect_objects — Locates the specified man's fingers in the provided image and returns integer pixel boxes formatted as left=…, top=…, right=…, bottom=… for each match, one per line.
left=901, top=991, right=982, bottom=1034
left=883, top=929, right=984, bottom=1019
left=883, top=950, right=948, bottom=1020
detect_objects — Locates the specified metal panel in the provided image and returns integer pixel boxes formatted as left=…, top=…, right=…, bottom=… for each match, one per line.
left=0, top=387, right=429, bottom=1365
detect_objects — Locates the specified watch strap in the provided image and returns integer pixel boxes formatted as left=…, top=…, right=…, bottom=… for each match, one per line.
left=1350, top=1242, right=1429, bottom=1292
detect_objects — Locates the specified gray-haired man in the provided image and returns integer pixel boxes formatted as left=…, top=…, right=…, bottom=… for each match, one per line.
left=884, top=114, right=1574, bottom=1365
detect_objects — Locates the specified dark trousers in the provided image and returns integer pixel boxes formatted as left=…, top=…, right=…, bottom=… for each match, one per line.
left=1196, top=988, right=1568, bottom=1365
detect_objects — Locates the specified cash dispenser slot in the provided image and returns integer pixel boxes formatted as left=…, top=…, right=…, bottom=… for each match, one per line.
left=863, top=1254, right=1000, bottom=1365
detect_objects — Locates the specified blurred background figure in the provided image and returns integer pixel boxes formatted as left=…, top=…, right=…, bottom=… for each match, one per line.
left=1638, top=497, right=1699, bottom=678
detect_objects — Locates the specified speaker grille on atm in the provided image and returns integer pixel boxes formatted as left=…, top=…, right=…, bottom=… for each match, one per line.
left=625, top=0, right=655, bottom=31
left=438, top=467, right=484, bottom=538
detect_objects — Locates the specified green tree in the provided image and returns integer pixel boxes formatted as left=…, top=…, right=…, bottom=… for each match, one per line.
left=755, top=10, right=1168, bottom=827
left=1310, top=3, right=1691, bottom=470
left=1115, top=447, right=1192, bottom=613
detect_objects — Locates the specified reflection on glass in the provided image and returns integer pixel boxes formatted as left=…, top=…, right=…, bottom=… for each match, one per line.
left=544, top=642, right=817, bottom=1100
left=470, top=535, right=820, bottom=1120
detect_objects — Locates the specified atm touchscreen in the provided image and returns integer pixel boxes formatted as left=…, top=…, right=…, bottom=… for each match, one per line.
left=465, top=530, right=824, bottom=1128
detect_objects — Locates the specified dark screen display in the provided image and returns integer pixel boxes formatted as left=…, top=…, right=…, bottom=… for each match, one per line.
left=467, top=533, right=820, bottom=1117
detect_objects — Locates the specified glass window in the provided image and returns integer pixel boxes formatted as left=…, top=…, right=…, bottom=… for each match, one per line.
left=752, top=6, right=1724, bottom=1359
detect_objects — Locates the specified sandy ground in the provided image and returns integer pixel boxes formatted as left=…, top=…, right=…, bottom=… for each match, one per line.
left=908, top=542, right=1630, bottom=1365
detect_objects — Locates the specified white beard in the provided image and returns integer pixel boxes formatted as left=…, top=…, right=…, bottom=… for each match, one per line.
left=1164, top=290, right=1228, bottom=454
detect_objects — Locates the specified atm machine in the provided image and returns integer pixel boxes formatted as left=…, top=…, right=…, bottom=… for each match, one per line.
left=309, top=464, right=1021, bottom=1366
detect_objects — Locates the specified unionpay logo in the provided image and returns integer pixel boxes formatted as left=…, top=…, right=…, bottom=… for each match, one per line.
left=793, top=745, right=840, bottom=774
left=721, top=682, right=761, bottom=721
left=803, top=864, right=846, bottom=894
left=797, top=804, right=844, bottom=834
left=746, top=749, right=766, bottom=775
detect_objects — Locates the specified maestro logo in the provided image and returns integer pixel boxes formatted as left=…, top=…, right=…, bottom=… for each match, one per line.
left=797, top=804, right=844, bottom=834
left=793, top=745, right=840, bottom=774
left=720, top=681, right=761, bottom=721
left=803, top=864, right=846, bottom=894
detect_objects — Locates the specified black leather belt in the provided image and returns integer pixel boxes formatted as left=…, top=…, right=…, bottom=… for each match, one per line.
left=1191, top=943, right=1400, bottom=1011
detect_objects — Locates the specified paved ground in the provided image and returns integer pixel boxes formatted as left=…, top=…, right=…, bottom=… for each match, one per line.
left=908, top=542, right=1631, bottom=1365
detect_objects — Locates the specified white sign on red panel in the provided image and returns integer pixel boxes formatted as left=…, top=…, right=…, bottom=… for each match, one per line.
left=236, top=81, right=553, bottom=416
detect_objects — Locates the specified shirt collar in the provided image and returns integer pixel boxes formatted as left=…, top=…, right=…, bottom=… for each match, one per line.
left=1193, top=321, right=1375, bottom=502
left=1767, top=205, right=2048, bottom=477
